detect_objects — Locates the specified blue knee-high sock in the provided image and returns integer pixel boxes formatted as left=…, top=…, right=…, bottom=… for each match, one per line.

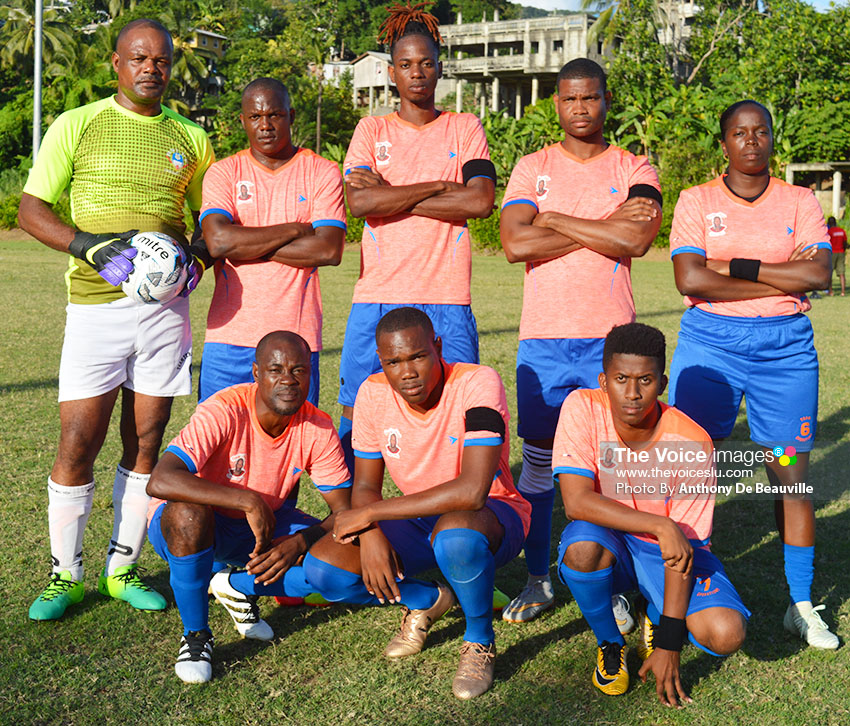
left=783, top=543, right=814, bottom=603
left=433, top=528, right=495, bottom=645
left=647, top=601, right=661, bottom=625
left=558, top=562, right=623, bottom=646
left=522, top=489, right=555, bottom=577
left=302, top=553, right=438, bottom=609
left=339, top=415, right=355, bottom=478
left=228, top=565, right=314, bottom=599
left=167, top=546, right=215, bottom=635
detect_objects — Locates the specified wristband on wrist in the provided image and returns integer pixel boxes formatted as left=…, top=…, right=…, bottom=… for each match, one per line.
left=655, top=615, right=687, bottom=651
left=729, top=257, right=761, bottom=282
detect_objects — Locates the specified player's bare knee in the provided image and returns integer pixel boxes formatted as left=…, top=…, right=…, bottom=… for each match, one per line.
left=308, top=534, right=361, bottom=573
left=562, top=541, right=614, bottom=572
left=690, top=609, right=746, bottom=655
left=161, top=501, right=214, bottom=555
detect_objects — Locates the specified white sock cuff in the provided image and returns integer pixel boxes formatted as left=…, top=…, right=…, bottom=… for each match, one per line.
left=115, top=465, right=151, bottom=485
left=522, top=442, right=553, bottom=468
left=48, top=477, right=95, bottom=498
left=518, top=443, right=555, bottom=495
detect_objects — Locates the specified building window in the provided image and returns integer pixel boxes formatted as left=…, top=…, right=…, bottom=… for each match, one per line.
left=201, top=36, right=207, bottom=45
left=553, top=39, right=563, bottom=52
left=531, top=41, right=539, bottom=54
left=213, top=39, right=219, bottom=47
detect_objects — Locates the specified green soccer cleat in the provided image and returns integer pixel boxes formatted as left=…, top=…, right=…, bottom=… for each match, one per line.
left=29, top=571, right=84, bottom=621
left=492, top=587, right=510, bottom=613
left=98, top=564, right=167, bottom=611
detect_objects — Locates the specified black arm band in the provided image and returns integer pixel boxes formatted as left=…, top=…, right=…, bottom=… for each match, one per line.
left=729, top=257, right=761, bottom=282
left=462, top=159, right=497, bottom=185
left=298, top=524, right=326, bottom=550
left=627, top=184, right=663, bottom=207
left=465, top=406, right=505, bottom=439
left=655, top=615, right=687, bottom=651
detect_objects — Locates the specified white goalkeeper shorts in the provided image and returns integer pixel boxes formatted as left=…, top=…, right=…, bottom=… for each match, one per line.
left=58, top=294, right=192, bottom=402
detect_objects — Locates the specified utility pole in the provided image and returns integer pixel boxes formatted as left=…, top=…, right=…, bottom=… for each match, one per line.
left=33, top=0, right=43, bottom=160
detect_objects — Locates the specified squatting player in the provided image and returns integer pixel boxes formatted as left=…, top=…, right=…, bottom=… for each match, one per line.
left=669, top=100, right=837, bottom=649
left=198, top=78, right=346, bottom=403
left=146, top=332, right=351, bottom=683
left=499, top=58, right=662, bottom=622
left=304, top=308, right=530, bottom=699
left=338, top=4, right=496, bottom=470
left=19, top=19, right=214, bottom=620
left=556, top=323, right=748, bottom=705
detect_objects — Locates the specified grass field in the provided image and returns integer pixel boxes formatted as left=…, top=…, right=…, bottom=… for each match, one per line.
left=1, top=239, right=848, bottom=725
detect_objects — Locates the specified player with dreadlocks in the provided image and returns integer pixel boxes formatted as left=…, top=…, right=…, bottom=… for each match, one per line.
left=338, top=2, right=497, bottom=480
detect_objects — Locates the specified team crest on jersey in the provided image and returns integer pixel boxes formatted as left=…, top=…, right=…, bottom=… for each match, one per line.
left=706, top=212, right=728, bottom=237
left=536, top=175, right=551, bottom=201
left=227, top=454, right=247, bottom=481
left=168, top=149, right=186, bottom=172
left=236, top=181, right=255, bottom=203
left=375, top=141, right=392, bottom=165
left=384, top=428, right=402, bottom=458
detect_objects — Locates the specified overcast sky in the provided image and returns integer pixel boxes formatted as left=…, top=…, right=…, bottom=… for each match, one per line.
left=527, top=0, right=835, bottom=13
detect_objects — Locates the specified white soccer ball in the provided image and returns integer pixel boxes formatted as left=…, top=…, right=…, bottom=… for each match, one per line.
left=122, top=231, right=189, bottom=304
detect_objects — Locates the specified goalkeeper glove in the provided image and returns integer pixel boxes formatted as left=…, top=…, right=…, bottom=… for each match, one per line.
left=68, top=230, right=139, bottom=286
left=180, top=238, right=214, bottom=297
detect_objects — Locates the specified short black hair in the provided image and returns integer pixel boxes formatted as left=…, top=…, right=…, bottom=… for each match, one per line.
left=115, top=18, right=172, bottom=53
left=556, top=58, right=607, bottom=94
left=255, top=330, right=311, bottom=362
left=242, top=77, right=291, bottom=109
left=375, top=307, right=435, bottom=344
left=719, top=100, right=773, bottom=140
left=603, top=323, right=666, bottom=373
left=828, top=216, right=837, bottom=227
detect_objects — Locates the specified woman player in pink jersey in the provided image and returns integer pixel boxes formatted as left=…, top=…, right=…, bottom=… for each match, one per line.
left=668, top=100, right=838, bottom=649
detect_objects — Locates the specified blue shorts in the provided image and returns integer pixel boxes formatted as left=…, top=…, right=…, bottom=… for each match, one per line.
left=377, top=499, right=525, bottom=574
left=557, top=520, right=751, bottom=620
left=338, top=303, right=479, bottom=407
left=148, top=500, right=319, bottom=566
left=516, top=338, right=605, bottom=440
left=199, top=342, right=320, bottom=406
left=669, top=308, right=818, bottom=451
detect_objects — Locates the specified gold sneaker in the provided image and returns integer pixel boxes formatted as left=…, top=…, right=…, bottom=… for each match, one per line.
left=383, top=582, right=455, bottom=659
left=452, top=641, right=496, bottom=699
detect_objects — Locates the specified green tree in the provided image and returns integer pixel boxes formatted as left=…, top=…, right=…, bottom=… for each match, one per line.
left=0, top=0, right=76, bottom=73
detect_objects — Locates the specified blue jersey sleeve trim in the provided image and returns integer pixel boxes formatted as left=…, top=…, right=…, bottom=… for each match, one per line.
left=501, top=199, right=538, bottom=212
left=803, top=242, right=832, bottom=252
left=315, top=479, right=353, bottom=492
left=463, top=436, right=504, bottom=447
left=344, top=165, right=372, bottom=176
left=312, top=219, right=347, bottom=230
left=466, top=175, right=495, bottom=183
left=553, top=465, right=595, bottom=481
left=670, top=246, right=706, bottom=258
left=165, top=445, right=197, bottom=474
left=199, top=208, right=233, bottom=223
left=354, top=449, right=383, bottom=460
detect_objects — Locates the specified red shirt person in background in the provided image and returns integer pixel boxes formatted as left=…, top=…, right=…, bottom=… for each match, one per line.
left=827, top=216, right=847, bottom=296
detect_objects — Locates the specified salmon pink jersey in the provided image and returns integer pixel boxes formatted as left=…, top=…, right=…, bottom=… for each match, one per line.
left=553, top=388, right=715, bottom=544
left=199, top=148, right=346, bottom=351
left=149, top=383, right=351, bottom=521
left=670, top=176, right=830, bottom=318
left=502, top=143, right=660, bottom=340
left=351, top=362, right=530, bottom=534
left=343, top=112, right=489, bottom=305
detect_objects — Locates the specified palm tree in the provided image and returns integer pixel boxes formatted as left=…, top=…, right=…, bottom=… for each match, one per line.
left=0, top=0, right=76, bottom=72
left=46, top=24, right=116, bottom=111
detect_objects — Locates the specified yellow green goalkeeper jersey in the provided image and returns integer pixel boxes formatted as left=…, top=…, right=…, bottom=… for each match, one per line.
left=23, top=95, right=215, bottom=304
